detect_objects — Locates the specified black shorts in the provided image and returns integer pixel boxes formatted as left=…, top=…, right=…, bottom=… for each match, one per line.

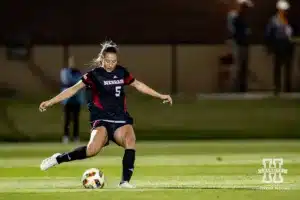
left=90, top=119, right=133, bottom=146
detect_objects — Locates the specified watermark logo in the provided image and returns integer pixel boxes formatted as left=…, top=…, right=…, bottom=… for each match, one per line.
left=258, top=158, right=288, bottom=184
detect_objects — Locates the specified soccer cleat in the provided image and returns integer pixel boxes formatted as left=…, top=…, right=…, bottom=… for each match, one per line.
left=40, top=153, right=61, bottom=171
left=118, top=181, right=136, bottom=189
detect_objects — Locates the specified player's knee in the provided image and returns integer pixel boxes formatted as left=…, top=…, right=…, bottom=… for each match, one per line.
left=86, top=142, right=102, bottom=157
left=124, top=133, right=136, bottom=149
left=86, top=127, right=107, bottom=157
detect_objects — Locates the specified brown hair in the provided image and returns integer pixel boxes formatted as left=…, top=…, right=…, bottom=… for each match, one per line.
left=91, top=40, right=118, bottom=67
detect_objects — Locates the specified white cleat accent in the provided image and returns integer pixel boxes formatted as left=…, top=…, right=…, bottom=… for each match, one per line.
left=40, top=153, right=61, bottom=171
left=118, top=181, right=136, bottom=189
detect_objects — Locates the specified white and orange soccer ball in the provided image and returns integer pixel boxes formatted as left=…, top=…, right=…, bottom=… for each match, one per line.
left=81, top=168, right=105, bottom=189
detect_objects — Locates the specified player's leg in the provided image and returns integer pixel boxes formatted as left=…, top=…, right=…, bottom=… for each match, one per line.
left=113, top=124, right=136, bottom=187
left=58, top=126, right=108, bottom=162
left=40, top=126, right=108, bottom=171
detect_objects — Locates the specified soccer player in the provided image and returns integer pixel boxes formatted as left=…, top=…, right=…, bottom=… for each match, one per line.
left=39, top=41, right=173, bottom=188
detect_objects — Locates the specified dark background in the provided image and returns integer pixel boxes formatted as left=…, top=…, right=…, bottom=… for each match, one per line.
left=0, top=0, right=299, bottom=142
left=1, top=0, right=299, bottom=45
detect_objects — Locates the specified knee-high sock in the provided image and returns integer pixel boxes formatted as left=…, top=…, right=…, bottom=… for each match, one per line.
left=56, top=146, right=87, bottom=164
left=121, top=149, right=135, bottom=183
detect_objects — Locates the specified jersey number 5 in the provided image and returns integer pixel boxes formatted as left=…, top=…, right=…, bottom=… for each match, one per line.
left=115, top=86, right=121, bottom=97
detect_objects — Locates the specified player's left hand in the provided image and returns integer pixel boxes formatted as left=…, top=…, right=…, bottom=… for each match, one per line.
left=39, top=100, right=52, bottom=112
left=160, top=94, right=172, bottom=105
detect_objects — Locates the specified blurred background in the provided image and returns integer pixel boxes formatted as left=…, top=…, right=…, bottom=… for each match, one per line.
left=0, top=0, right=300, bottom=143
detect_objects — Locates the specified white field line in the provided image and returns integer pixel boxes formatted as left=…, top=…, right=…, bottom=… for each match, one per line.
left=1, top=154, right=300, bottom=168
left=0, top=176, right=299, bottom=192
left=1, top=175, right=299, bottom=182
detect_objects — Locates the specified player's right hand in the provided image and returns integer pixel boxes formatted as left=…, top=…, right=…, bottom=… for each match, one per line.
left=39, top=100, right=52, bottom=112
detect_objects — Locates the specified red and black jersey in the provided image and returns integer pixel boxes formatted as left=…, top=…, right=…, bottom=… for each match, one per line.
left=81, top=65, right=135, bottom=123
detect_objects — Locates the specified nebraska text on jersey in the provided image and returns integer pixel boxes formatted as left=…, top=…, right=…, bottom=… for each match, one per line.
left=103, top=79, right=124, bottom=85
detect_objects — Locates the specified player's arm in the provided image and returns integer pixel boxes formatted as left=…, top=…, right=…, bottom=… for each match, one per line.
left=39, top=80, right=85, bottom=112
left=130, top=80, right=172, bottom=105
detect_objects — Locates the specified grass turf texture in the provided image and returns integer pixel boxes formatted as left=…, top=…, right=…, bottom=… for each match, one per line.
left=1, top=97, right=300, bottom=141
left=0, top=141, right=299, bottom=200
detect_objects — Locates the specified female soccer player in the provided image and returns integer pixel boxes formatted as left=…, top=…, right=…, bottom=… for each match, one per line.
left=39, top=41, right=173, bottom=188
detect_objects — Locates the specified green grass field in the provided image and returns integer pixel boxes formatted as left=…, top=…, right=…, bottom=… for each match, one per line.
left=1, top=98, right=300, bottom=141
left=0, top=140, right=299, bottom=200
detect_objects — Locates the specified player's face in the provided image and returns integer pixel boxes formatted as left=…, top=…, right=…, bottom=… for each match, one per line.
left=102, top=53, right=118, bottom=72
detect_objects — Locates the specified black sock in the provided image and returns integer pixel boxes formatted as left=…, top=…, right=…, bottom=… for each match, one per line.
left=56, top=146, right=87, bottom=164
left=121, top=149, right=135, bottom=183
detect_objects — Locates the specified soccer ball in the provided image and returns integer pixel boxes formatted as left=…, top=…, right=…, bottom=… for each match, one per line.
left=81, top=168, right=105, bottom=189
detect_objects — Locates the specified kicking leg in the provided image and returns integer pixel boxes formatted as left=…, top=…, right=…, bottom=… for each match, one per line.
left=40, top=126, right=108, bottom=171
left=114, top=124, right=136, bottom=188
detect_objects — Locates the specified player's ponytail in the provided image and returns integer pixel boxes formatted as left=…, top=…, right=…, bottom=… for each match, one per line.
left=91, top=40, right=118, bottom=67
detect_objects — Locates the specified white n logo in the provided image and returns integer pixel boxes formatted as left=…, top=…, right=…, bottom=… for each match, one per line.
left=258, top=158, right=288, bottom=184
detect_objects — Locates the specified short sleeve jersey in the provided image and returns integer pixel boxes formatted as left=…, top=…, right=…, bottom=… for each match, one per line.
left=81, top=65, right=135, bottom=122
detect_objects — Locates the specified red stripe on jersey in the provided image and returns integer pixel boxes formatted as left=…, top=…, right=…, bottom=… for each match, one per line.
left=89, top=78, right=103, bottom=110
left=124, top=96, right=127, bottom=112
left=82, top=74, right=93, bottom=86
left=124, top=73, right=134, bottom=85
left=92, top=89, right=103, bottom=110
